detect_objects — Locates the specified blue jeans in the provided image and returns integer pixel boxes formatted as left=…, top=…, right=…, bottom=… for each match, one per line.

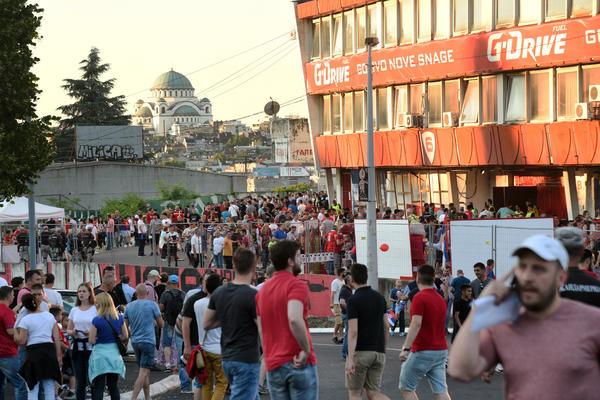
left=161, top=324, right=174, bottom=348
left=215, top=253, right=224, bottom=269
left=0, top=355, right=27, bottom=400
left=399, top=350, right=448, bottom=394
left=27, top=379, right=54, bottom=400
left=326, top=261, right=334, bottom=275
left=106, top=232, right=113, bottom=250
left=267, top=361, right=318, bottom=400
left=222, top=361, right=260, bottom=400
left=445, top=298, right=452, bottom=331
left=174, top=335, right=190, bottom=390
left=342, top=314, right=348, bottom=358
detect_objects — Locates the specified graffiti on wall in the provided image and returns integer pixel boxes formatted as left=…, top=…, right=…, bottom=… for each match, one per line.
left=77, top=144, right=137, bottom=160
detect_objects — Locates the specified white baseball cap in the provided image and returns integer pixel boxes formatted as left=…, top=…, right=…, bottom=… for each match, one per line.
left=512, top=235, right=569, bottom=270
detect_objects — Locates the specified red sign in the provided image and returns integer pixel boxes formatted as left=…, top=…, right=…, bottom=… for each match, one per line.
left=305, top=15, right=600, bottom=94
left=421, top=131, right=436, bottom=165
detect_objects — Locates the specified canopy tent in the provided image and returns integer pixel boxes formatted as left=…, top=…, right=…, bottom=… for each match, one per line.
left=0, top=197, right=65, bottom=222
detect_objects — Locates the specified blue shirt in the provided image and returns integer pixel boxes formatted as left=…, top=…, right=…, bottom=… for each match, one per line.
left=390, top=288, right=399, bottom=303
left=288, top=204, right=297, bottom=214
left=92, top=314, right=124, bottom=344
left=450, top=276, right=471, bottom=295
left=122, top=284, right=135, bottom=303
left=123, top=299, right=161, bottom=345
left=273, top=229, right=287, bottom=240
left=221, top=211, right=231, bottom=221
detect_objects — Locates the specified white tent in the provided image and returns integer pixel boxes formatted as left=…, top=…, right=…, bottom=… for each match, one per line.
left=0, top=197, right=65, bottom=222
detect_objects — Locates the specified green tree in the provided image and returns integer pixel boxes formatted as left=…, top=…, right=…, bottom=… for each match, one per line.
left=53, top=47, right=130, bottom=161
left=213, top=152, right=225, bottom=164
left=155, top=180, right=198, bottom=200
left=100, top=193, right=147, bottom=217
left=0, top=1, right=54, bottom=201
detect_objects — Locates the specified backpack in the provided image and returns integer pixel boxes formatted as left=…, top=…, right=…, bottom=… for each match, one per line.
left=164, top=289, right=185, bottom=326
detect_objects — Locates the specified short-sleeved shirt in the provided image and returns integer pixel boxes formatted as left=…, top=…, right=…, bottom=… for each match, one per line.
left=124, top=299, right=161, bottom=345
left=208, top=283, right=259, bottom=364
left=338, top=285, right=352, bottom=314
left=19, top=311, right=56, bottom=346
left=68, top=306, right=97, bottom=351
left=347, top=286, right=387, bottom=353
left=0, top=303, right=18, bottom=357
left=331, top=278, right=343, bottom=305
left=560, top=267, right=600, bottom=308
left=409, top=288, right=447, bottom=352
left=44, top=288, right=63, bottom=307
left=92, top=314, right=124, bottom=344
left=182, top=290, right=207, bottom=347
left=194, top=297, right=221, bottom=355
left=452, top=297, right=471, bottom=325
left=470, top=277, right=492, bottom=299
left=480, top=299, right=600, bottom=398
left=450, top=276, right=470, bottom=295
left=256, top=271, right=316, bottom=371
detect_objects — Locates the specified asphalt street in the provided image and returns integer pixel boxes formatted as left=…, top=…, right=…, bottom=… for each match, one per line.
left=93, top=244, right=196, bottom=267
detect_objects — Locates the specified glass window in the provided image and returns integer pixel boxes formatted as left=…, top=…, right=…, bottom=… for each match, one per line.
left=400, top=0, right=413, bottom=44
left=321, top=17, right=331, bottom=58
left=428, top=82, right=442, bottom=124
left=312, top=20, right=320, bottom=59
left=410, top=84, right=424, bottom=114
left=418, top=0, right=432, bottom=41
left=367, top=3, right=380, bottom=40
left=384, top=0, right=397, bottom=46
left=519, top=0, right=538, bottom=25
left=557, top=68, right=578, bottom=119
left=356, top=7, right=367, bottom=51
left=332, top=94, right=341, bottom=132
left=583, top=65, right=600, bottom=102
left=343, top=11, right=354, bottom=55
left=496, top=0, right=515, bottom=26
left=461, top=79, right=479, bottom=123
left=546, top=0, right=566, bottom=19
left=529, top=71, right=550, bottom=121
left=482, top=76, right=497, bottom=123
left=354, top=91, right=365, bottom=131
left=394, top=85, right=408, bottom=127
left=323, top=95, right=331, bottom=132
left=377, top=88, right=390, bottom=130
left=472, top=0, right=486, bottom=31
left=571, top=0, right=593, bottom=17
left=344, top=93, right=353, bottom=131
left=444, top=80, right=460, bottom=114
left=453, top=0, right=469, bottom=34
left=506, top=74, right=526, bottom=121
left=333, top=14, right=343, bottom=56
left=435, top=0, right=450, bottom=38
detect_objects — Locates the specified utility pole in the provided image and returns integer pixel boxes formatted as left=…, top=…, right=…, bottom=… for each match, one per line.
left=28, top=191, right=37, bottom=269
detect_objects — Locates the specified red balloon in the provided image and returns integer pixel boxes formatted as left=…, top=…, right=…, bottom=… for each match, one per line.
left=380, top=243, right=389, bottom=252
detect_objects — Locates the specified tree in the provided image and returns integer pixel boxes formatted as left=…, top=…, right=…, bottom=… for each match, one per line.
left=156, top=180, right=198, bottom=200
left=53, top=47, right=130, bottom=161
left=100, top=193, right=147, bottom=218
left=0, top=1, right=54, bottom=201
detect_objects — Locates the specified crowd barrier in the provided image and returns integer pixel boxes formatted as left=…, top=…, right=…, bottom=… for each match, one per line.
left=0, top=261, right=336, bottom=317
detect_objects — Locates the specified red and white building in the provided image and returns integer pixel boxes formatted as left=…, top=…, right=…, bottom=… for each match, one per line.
left=293, top=0, right=600, bottom=219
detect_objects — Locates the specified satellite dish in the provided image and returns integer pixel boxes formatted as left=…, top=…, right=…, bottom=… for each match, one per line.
left=264, top=100, right=280, bottom=116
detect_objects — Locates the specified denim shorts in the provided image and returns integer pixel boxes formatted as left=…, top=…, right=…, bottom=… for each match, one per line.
left=132, top=341, right=155, bottom=369
left=161, top=324, right=174, bottom=347
left=399, top=350, right=448, bottom=394
left=222, top=360, right=260, bottom=400
left=267, top=361, right=318, bottom=400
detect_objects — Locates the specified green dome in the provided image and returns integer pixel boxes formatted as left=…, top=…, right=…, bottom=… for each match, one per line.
left=135, top=107, right=153, bottom=117
left=173, top=105, right=200, bottom=116
left=152, top=70, right=194, bottom=89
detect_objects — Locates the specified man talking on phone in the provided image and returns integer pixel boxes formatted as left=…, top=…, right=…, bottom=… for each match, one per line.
left=448, top=235, right=600, bottom=398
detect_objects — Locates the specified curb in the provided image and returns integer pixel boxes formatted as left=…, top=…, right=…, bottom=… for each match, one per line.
left=309, top=327, right=334, bottom=333
left=111, top=374, right=179, bottom=400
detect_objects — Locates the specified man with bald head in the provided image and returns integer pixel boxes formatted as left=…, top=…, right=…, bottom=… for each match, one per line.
left=124, top=283, right=164, bottom=400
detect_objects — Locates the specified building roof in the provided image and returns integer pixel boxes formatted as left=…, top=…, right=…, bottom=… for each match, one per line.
left=152, top=69, right=194, bottom=90
left=173, top=105, right=201, bottom=116
left=135, top=107, right=153, bottom=117
left=199, top=97, right=211, bottom=103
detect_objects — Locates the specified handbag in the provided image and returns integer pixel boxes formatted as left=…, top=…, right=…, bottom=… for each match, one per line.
left=103, top=316, right=127, bottom=356
left=195, top=331, right=208, bottom=369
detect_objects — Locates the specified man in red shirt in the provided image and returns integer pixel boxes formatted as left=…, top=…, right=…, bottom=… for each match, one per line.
left=0, top=286, right=27, bottom=399
left=399, top=264, right=450, bottom=400
left=255, top=240, right=318, bottom=398
left=324, top=229, right=342, bottom=275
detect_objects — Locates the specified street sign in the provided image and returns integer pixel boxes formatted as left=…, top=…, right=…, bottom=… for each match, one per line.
left=358, top=167, right=368, bottom=201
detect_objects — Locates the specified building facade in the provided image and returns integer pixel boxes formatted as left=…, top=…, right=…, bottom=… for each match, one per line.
left=294, top=0, right=600, bottom=219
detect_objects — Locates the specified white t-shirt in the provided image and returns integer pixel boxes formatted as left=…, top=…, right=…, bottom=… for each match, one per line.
left=44, top=287, right=63, bottom=307
left=16, top=302, right=49, bottom=327
left=19, top=311, right=56, bottom=345
left=194, top=297, right=221, bottom=355
left=331, top=278, right=343, bottom=305
left=228, top=205, right=239, bottom=218
left=191, top=234, right=200, bottom=254
left=68, top=305, right=97, bottom=351
left=213, top=237, right=224, bottom=254
left=162, top=218, right=172, bottom=227
left=0, top=277, right=7, bottom=287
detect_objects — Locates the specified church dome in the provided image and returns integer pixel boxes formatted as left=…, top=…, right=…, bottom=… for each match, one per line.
left=199, top=97, right=210, bottom=103
left=158, top=98, right=166, bottom=103
left=136, top=99, right=144, bottom=104
left=135, top=107, right=153, bottom=117
left=152, top=69, right=194, bottom=89
left=173, top=105, right=200, bottom=116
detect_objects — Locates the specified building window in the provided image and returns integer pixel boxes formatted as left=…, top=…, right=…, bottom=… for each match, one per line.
left=557, top=68, right=578, bottom=120
left=367, top=3, right=380, bottom=41
left=343, top=93, right=353, bottom=132
left=546, top=0, right=566, bottom=19
left=322, top=17, right=331, bottom=58
left=417, top=0, right=432, bottom=42
left=400, top=0, right=413, bottom=44
left=571, top=0, right=593, bottom=17
left=354, top=91, right=365, bottom=131
left=394, top=85, right=408, bottom=127
left=312, top=19, right=321, bottom=59
left=410, top=84, right=424, bottom=114
left=453, top=0, right=469, bottom=35
left=496, top=0, right=515, bottom=27
left=519, top=0, right=539, bottom=25
left=343, top=11, right=354, bottom=54
left=323, top=95, right=331, bottom=132
left=461, top=78, right=479, bottom=123
left=161, top=107, right=166, bottom=113
left=356, top=7, right=367, bottom=52
left=333, top=14, right=343, bottom=56
left=384, top=0, right=398, bottom=46
left=377, top=88, right=390, bottom=130
left=583, top=65, right=600, bottom=102
left=435, top=0, right=450, bottom=39
left=482, top=76, right=497, bottom=123
left=332, top=94, right=341, bottom=132
left=529, top=70, right=551, bottom=121
left=205, top=106, right=209, bottom=113
left=506, top=74, right=526, bottom=122
left=428, top=82, right=442, bottom=125
left=444, top=80, right=460, bottom=115
left=472, top=0, right=487, bottom=31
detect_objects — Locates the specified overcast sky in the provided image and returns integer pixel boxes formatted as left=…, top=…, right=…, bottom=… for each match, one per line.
left=33, top=0, right=307, bottom=124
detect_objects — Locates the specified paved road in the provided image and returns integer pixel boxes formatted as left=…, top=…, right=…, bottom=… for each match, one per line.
left=93, top=245, right=196, bottom=268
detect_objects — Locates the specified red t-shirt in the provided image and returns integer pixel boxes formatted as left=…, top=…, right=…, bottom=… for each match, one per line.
left=256, top=270, right=317, bottom=371
left=0, top=303, right=18, bottom=357
left=173, top=211, right=183, bottom=222
left=145, top=212, right=152, bottom=224
left=409, top=288, right=447, bottom=352
left=324, top=231, right=340, bottom=253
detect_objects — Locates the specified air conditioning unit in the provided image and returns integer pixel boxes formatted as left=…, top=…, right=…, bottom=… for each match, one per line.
left=442, top=112, right=458, bottom=127
left=575, top=103, right=589, bottom=119
left=403, top=114, right=419, bottom=128
left=590, top=85, right=600, bottom=102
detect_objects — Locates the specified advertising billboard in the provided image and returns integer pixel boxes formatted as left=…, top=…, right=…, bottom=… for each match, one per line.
left=76, top=125, right=143, bottom=161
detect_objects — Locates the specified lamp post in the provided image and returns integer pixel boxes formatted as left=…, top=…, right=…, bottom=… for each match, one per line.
left=365, top=36, right=379, bottom=291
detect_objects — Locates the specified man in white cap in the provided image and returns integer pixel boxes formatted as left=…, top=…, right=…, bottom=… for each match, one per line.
left=144, top=270, right=160, bottom=303
left=448, top=235, right=600, bottom=398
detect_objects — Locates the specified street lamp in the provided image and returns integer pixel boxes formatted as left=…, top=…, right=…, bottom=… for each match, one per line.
left=365, top=36, right=379, bottom=291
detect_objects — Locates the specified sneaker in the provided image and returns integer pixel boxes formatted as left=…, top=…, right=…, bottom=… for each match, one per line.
left=258, top=384, right=269, bottom=395
left=180, top=388, right=194, bottom=394
left=399, top=332, right=407, bottom=336
left=332, top=337, right=339, bottom=344
left=390, top=330, right=395, bottom=336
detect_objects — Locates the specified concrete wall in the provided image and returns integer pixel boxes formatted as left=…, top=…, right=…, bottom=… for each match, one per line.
left=33, top=162, right=248, bottom=209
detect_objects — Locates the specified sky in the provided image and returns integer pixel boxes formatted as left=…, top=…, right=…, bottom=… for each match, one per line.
left=32, top=0, right=307, bottom=124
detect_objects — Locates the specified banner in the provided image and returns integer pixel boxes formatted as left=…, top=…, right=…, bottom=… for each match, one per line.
left=280, top=166, right=310, bottom=177
left=305, top=15, right=600, bottom=94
